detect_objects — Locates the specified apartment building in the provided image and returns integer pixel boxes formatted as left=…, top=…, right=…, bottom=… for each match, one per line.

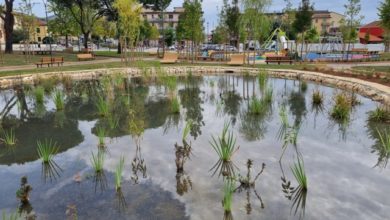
left=141, top=7, right=185, bottom=31
left=312, top=10, right=344, bottom=34
left=0, top=15, right=48, bottom=44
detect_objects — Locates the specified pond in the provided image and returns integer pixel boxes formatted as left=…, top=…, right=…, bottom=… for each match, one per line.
left=0, top=73, right=389, bottom=220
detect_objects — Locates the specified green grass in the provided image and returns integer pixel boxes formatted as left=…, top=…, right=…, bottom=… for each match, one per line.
left=312, top=90, right=323, bottom=105
left=210, top=122, right=238, bottom=162
left=249, top=98, right=267, bottom=115
left=96, top=96, right=110, bottom=117
left=115, top=156, right=125, bottom=191
left=330, top=93, right=351, bottom=122
left=52, top=89, right=65, bottom=111
left=96, top=127, right=106, bottom=147
left=182, top=119, right=193, bottom=142
left=352, top=66, right=390, bottom=74
left=369, top=107, right=390, bottom=122
left=171, top=97, right=180, bottom=114
left=377, top=129, right=390, bottom=155
left=1, top=129, right=17, bottom=146
left=94, top=51, right=149, bottom=58
left=222, top=179, right=235, bottom=212
left=34, top=86, right=45, bottom=104
left=0, top=52, right=80, bottom=67
left=90, top=150, right=105, bottom=173
left=291, top=158, right=308, bottom=190
left=37, top=139, right=59, bottom=163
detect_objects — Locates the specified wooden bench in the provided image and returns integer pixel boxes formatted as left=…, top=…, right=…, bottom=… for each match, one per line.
left=52, top=57, right=64, bottom=66
left=265, top=56, right=293, bottom=65
left=160, top=52, right=178, bottom=64
left=36, top=57, right=53, bottom=68
left=227, top=54, right=245, bottom=66
left=77, top=53, right=95, bottom=61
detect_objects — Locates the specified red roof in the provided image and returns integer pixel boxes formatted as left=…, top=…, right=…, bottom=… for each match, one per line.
left=361, top=21, right=381, bottom=28
left=358, top=32, right=383, bottom=42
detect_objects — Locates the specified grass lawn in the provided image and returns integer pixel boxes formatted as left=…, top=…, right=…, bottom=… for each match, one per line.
left=0, top=52, right=111, bottom=67
left=94, top=51, right=150, bottom=58
left=352, top=66, right=390, bottom=74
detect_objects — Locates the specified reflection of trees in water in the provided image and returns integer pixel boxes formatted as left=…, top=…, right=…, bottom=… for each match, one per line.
left=239, top=109, right=271, bottom=141
left=179, top=87, right=204, bottom=140
left=367, top=121, right=390, bottom=168
left=221, top=91, right=242, bottom=126
left=288, top=89, right=307, bottom=127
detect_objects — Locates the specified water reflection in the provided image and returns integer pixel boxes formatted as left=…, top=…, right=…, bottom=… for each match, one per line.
left=175, top=141, right=193, bottom=195
left=367, top=121, right=390, bottom=168
left=41, top=161, right=63, bottom=183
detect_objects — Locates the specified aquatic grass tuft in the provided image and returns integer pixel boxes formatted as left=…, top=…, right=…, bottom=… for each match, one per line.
left=115, top=156, right=125, bottom=191
left=2, top=210, right=19, bottom=220
left=312, top=90, right=323, bottom=105
left=37, top=139, right=59, bottom=163
left=90, top=150, right=105, bottom=173
left=300, top=81, right=308, bottom=92
left=249, top=98, right=267, bottom=115
left=182, top=120, right=193, bottom=142
left=369, top=107, right=390, bottom=122
left=96, top=127, right=106, bottom=147
left=263, top=87, right=273, bottom=103
left=258, top=69, right=268, bottom=90
left=291, top=158, right=307, bottom=190
left=52, top=89, right=65, bottom=111
left=171, top=97, right=180, bottom=114
left=34, top=86, right=45, bottom=104
left=377, top=129, right=390, bottom=155
left=210, top=122, right=239, bottom=162
left=1, top=129, right=17, bottom=146
left=96, top=96, right=110, bottom=117
left=222, top=178, right=235, bottom=212
left=330, top=93, right=351, bottom=122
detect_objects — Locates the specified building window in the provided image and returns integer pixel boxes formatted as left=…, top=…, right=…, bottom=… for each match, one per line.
left=38, top=37, right=41, bottom=42
left=36, top=28, right=40, bottom=33
left=169, top=14, right=173, bottom=19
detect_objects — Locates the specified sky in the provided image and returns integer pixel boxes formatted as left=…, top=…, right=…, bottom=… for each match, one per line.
left=21, top=0, right=382, bottom=31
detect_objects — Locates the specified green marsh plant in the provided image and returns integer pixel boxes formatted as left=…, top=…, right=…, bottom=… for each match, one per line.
left=300, top=81, right=308, bottom=92
left=115, top=156, right=125, bottom=191
left=210, top=122, right=239, bottom=162
left=96, top=127, right=106, bottom=147
left=377, top=129, right=390, bottom=156
left=96, top=96, right=110, bottom=117
left=369, top=107, right=390, bottom=122
left=37, top=139, right=59, bottom=163
left=182, top=120, right=193, bottom=142
left=291, top=158, right=307, bottom=190
left=34, top=86, right=45, bottom=104
left=312, top=89, right=323, bottom=105
left=52, top=89, right=65, bottom=111
left=330, top=93, right=351, bottom=123
left=258, top=69, right=268, bottom=90
left=2, top=210, right=19, bottom=220
left=249, top=98, right=267, bottom=115
left=171, top=97, right=180, bottom=114
left=90, top=150, right=105, bottom=173
left=1, top=129, right=16, bottom=146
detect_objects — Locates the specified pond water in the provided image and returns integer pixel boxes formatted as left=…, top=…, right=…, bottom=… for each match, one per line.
left=0, top=74, right=389, bottom=220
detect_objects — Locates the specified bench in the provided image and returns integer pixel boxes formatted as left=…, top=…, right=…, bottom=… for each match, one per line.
left=77, top=53, right=95, bottom=61
left=265, top=56, right=293, bottom=65
left=36, top=57, right=53, bottom=68
left=52, top=57, right=64, bottom=66
left=160, top=52, right=178, bottom=64
left=227, top=54, right=245, bottom=66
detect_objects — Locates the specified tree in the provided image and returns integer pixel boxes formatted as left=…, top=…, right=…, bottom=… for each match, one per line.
left=164, top=28, right=175, bottom=47
left=240, top=0, right=272, bottom=65
left=305, top=27, right=319, bottom=43
left=293, top=0, right=313, bottom=60
left=114, top=0, right=142, bottom=64
left=343, top=0, right=363, bottom=60
left=50, top=0, right=102, bottom=49
left=49, top=2, right=79, bottom=48
left=139, top=0, right=172, bottom=56
left=378, top=0, right=390, bottom=52
left=224, top=0, right=240, bottom=47
left=0, top=0, right=15, bottom=53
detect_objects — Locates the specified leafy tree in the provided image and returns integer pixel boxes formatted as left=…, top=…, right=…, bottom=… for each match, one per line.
left=114, top=0, right=142, bottom=64
left=49, top=0, right=103, bottom=49
left=293, top=0, right=313, bottom=59
left=211, top=25, right=227, bottom=44
left=305, top=27, right=319, bottom=43
left=343, top=0, right=363, bottom=60
left=0, top=0, right=15, bottom=53
left=378, top=0, right=390, bottom=52
left=12, top=29, right=28, bottom=43
left=164, top=28, right=175, bottom=47
left=49, top=2, right=79, bottom=47
left=224, top=0, right=240, bottom=47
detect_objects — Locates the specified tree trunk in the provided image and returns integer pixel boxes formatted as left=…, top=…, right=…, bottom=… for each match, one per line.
left=83, top=32, right=89, bottom=49
left=161, top=10, right=165, bottom=58
left=300, top=32, right=304, bottom=61
left=65, top=34, right=69, bottom=48
left=4, top=0, right=15, bottom=54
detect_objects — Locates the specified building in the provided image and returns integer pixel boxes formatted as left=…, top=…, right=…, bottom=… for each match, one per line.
left=266, top=10, right=344, bottom=36
left=0, top=15, right=48, bottom=45
left=141, top=7, right=185, bottom=31
left=359, top=21, right=384, bottom=44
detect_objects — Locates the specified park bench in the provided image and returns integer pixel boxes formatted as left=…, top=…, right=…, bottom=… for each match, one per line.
left=77, top=53, right=95, bottom=61
left=227, top=54, right=245, bottom=66
left=52, top=57, right=64, bottom=66
left=160, top=52, right=178, bottom=64
left=36, top=57, right=53, bottom=68
left=265, top=56, right=293, bottom=65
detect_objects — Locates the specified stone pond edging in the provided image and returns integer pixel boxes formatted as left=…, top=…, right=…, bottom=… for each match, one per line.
left=0, top=66, right=389, bottom=107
